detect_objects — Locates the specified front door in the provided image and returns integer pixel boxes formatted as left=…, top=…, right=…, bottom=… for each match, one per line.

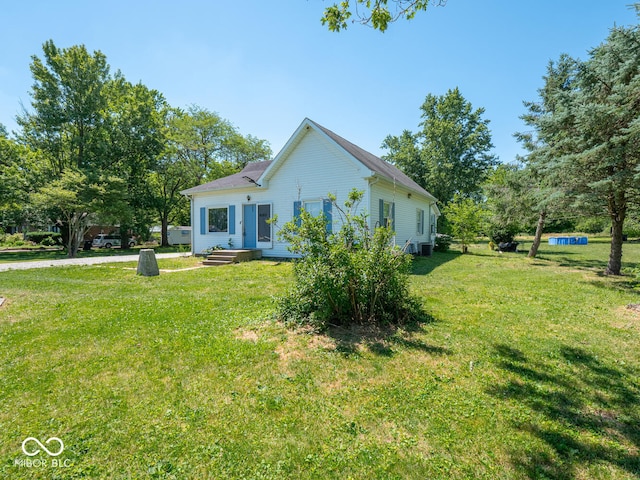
left=243, top=204, right=257, bottom=249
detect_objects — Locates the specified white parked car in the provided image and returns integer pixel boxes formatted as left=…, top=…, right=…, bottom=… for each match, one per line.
left=91, top=234, right=136, bottom=249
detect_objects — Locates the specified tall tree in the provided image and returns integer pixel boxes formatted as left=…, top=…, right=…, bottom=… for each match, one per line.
left=527, top=21, right=640, bottom=275
left=103, top=77, right=168, bottom=247
left=383, top=87, right=497, bottom=206
left=322, top=0, right=447, bottom=32
left=148, top=135, right=191, bottom=248
left=18, top=40, right=110, bottom=175
left=17, top=41, right=169, bottom=256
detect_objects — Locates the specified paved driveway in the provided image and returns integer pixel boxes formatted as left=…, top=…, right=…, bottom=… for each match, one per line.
left=0, top=252, right=189, bottom=272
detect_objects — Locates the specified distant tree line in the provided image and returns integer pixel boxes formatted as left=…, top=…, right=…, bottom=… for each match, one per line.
left=0, top=40, right=271, bottom=256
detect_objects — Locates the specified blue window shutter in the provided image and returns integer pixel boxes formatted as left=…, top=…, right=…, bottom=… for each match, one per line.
left=379, top=199, right=384, bottom=227
left=293, top=201, right=301, bottom=227
left=421, top=209, right=425, bottom=234
left=391, top=202, right=395, bottom=229
left=200, top=207, right=206, bottom=235
left=228, top=205, right=236, bottom=234
left=323, top=198, right=332, bottom=234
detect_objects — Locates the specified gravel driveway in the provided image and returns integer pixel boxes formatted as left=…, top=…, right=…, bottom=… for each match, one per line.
left=0, top=252, right=189, bottom=272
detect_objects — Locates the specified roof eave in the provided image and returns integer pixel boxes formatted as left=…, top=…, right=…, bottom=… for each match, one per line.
left=180, top=184, right=263, bottom=196
left=370, top=172, right=439, bottom=204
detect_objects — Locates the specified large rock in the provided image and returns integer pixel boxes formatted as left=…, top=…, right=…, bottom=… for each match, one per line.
left=137, top=249, right=159, bottom=276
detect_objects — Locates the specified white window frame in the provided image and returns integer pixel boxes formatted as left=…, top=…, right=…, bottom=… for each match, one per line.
left=382, top=200, right=393, bottom=228
left=256, top=203, right=273, bottom=248
left=302, top=199, right=323, bottom=217
left=208, top=206, right=228, bottom=233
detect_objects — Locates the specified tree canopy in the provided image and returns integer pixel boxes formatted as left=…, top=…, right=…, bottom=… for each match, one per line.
left=4, top=40, right=272, bottom=254
left=382, top=87, right=497, bottom=207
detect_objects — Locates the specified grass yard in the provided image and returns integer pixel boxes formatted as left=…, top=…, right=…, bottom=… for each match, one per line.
left=0, top=239, right=639, bottom=479
left=0, top=245, right=189, bottom=264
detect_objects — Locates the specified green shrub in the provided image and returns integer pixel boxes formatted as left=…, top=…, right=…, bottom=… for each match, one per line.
left=623, top=219, right=640, bottom=239
left=442, top=197, right=487, bottom=254
left=24, top=231, right=62, bottom=245
left=488, top=224, right=519, bottom=244
left=275, top=189, right=424, bottom=328
left=575, top=217, right=607, bottom=234
left=1, top=233, right=27, bottom=247
left=433, top=233, right=452, bottom=252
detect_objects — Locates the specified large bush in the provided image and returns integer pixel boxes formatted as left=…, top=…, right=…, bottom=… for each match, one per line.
left=623, top=219, right=640, bottom=239
left=443, top=196, right=487, bottom=253
left=488, top=223, right=520, bottom=245
left=575, top=217, right=607, bottom=235
left=275, top=189, right=424, bottom=328
left=433, top=233, right=452, bottom=252
left=24, top=231, right=62, bottom=245
left=0, top=233, right=27, bottom=247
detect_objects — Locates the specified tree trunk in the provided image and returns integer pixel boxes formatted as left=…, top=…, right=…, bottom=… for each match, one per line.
left=528, top=210, right=546, bottom=258
left=605, top=191, right=626, bottom=275
left=606, top=212, right=625, bottom=276
left=66, top=225, right=75, bottom=258
left=119, top=224, right=130, bottom=250
left=161, top=215, right=169, bottom=247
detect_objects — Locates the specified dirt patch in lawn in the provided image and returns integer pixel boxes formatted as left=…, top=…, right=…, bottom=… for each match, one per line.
left=612, top=304, right=640, bottom=329
left=626, top=303, right=640, bottom=313
left=235, top=328, right=260, bottom=343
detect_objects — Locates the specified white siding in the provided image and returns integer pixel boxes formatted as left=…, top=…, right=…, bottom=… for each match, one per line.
left=190, top=128, right=370, bottom=258
left=370, top=180, right=437, bottom=253
left=191, top=188, right=261, bottom=255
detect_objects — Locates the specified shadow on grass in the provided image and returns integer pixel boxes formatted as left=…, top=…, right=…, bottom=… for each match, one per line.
left=411, top=251, right=461, bottom=276
left=533, top=248, right=640, bottom=296
left=588, top=277, right=640, bottom=296
left=488, top=343, right=640, bottom=478
left=325, top=314, right=451, bottom=359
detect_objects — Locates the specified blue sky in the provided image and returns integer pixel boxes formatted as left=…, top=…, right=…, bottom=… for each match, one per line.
left=0, top=1, right=637, bottom=162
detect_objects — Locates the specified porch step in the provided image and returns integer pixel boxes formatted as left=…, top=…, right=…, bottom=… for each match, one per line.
left=202, top=249, right=262, bottom=267
left=202, top=259, right=234, bottom=266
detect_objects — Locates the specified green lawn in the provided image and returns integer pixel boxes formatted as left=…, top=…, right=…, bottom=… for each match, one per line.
left=0, top=239, right=639, bottom=479
left=0, top=245, right=188, bottom=264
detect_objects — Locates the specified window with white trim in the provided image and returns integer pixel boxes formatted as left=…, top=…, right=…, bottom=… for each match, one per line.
left=257, top=204, right=271, bottom=242
left=416, top=209, right=424, bottom=235
left=303, top=200, right=322, bottom=217
left=382, top=201, right=393, bottom=228
left=208, top=207, right=228, bottom=233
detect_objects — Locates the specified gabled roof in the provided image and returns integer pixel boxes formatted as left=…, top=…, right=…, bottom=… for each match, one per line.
left=181, top=160, right=272, bottom=195
left=305, top=119, right=436, bottom=201
left=181, top=118, right=439, bottom=206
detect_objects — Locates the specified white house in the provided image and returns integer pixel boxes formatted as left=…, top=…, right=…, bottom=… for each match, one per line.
left=181, top=118, right=439, bottom=258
